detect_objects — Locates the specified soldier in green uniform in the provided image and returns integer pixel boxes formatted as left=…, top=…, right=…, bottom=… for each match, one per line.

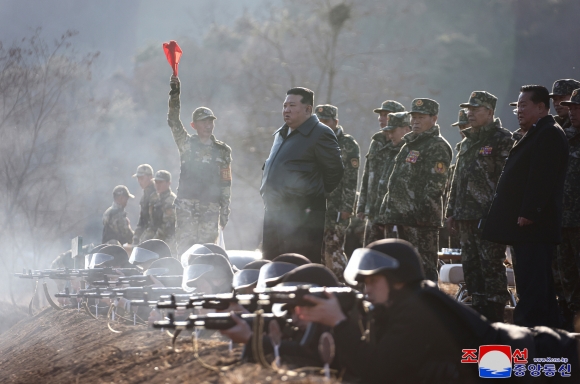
left=376, top=112, right=411, bottom=237
left=142, top=170, right=177, bottom=253
left=167, top=76, right=232, bottom=257
left=132, top=164, right=157, bottom=245
left=440, top=109, right=471, bottom=249
left=357, top=100, right=405, bottom=246
left=383, top=98, right=452, bottom=283
left=557, top=89, right=580, bottom=330
left=550, top=79, right=580, bottom=129
left=102, top=185, right=135, bottom=245
left=445, top=91, right=514, bottom=322
left=315, top=104, right=360, bottom=278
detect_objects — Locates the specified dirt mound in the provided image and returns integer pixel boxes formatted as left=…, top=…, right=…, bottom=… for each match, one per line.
left=0, top=307, right=339, bottom=384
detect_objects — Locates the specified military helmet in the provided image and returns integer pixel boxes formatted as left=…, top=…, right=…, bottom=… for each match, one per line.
left=145, top=257, right=184, bottom=276
left=130, top=239, right=171, bottom=265
left=182, top=254, right=233, bottom=293
left=272, top=253, right=311, bottom=266
left=279, top=264, right=340, bottom=287
left=255, top=262, right=298, bottom=289
left=344, top=239, right=425, bottom=286
left=180, top=243, right=214, bottom=268
left=90, top=245, right=129, bottom=269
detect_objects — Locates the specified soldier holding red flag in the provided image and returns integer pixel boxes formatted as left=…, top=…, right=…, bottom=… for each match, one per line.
left=164, top=41, right=232, bottom=257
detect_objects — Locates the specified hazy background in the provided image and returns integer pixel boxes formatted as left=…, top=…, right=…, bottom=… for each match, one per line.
left=1, top=0, right=579, bottom=302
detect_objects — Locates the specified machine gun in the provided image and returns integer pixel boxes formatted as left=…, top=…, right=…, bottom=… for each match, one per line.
left=15, top=267, right=142, bottom=282
left=153, top=311, right=285, bottom=331
left=156, top=286, right=362, bottom=313
left=90, top=274, right=183, bottom=288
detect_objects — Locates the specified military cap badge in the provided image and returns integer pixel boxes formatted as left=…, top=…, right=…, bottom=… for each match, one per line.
left=415, top=100, right=423, bottom=106
left=318, top=107, right=324, bottom=112
left=471, top=92, right=476, bottom=98
left=573, top=90, right=578, bottom=97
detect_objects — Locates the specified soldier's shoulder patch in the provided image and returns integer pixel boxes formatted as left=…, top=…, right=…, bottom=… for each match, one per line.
left=434, top=162, right=446, bottom=174
left=406, top=150, right=420, bottom=163
left=221, top=166, right=232, bottom=181
left=351, top=158, right=359, bottom=168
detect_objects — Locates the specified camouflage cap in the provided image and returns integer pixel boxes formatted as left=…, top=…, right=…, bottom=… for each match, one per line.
left=409, top=98, right=439, bottom=115
left=559, top=88, right=580, bottom=106
left=451, top=109, right=470, bottom=127
left=373, top=100, right=405, bottom=114
left=132, top=164, right=153, bottom=178
left=192, top=107, right=216, bottom=122
left=113, top=185, right=135, bottom=198
left=550, top=79, right=580, bottom=97
left=382, top=112, right=410, bottom=131
left=314, top=104, right=338, bottom=119
left=154, top=170, right=171, bottom=182
left=459, top=91, right=497, bottom=110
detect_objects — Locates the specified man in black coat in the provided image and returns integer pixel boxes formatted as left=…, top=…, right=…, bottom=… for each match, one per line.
left=483, top=85, right=569, bottom=328
left=260, top=87, right=344, bottom=262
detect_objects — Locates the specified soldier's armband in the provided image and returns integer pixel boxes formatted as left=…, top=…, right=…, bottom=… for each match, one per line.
left=349, top=157, right=360, bottom=169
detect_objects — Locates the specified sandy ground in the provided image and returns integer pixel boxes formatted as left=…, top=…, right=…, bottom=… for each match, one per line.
left=0, top=305, right=341, bottom=384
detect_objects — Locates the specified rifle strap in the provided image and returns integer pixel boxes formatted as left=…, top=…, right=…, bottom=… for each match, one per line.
left=43, top=282, right=63, bottom=311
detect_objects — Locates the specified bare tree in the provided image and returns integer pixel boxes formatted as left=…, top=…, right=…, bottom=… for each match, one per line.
left=0, top=29, right=99, bottom=304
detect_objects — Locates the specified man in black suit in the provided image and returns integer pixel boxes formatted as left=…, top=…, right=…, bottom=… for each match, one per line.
left=260, top=87, right=344, bottom=262
left=483, top=85, right=568, bottom=328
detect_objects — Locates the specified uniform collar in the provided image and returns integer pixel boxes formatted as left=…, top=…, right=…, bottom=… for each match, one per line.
left=192, top=134, right=216, bottom=145
left=112, top=201, right=124, bottom=210
left=274, top=115, right=319, bottom=137
left=335, top=126, right=344, bottom=139
left=462, top=117, right=500, bottom=140
left=403, top=124, right=440, bottom=144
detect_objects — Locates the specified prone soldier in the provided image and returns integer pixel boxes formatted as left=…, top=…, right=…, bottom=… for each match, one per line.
left=445, top=91, right=514, bottom=322
left=315, top=105, right=359, bottom=278
left=142, top=170, right=177, bottom=251
left=357, top=100, right=405, bottom=246
left=132, top=164, right=157, bottom=245
left=102, top=185, right=135, bottom=245
left=167, top=76, right=232, bottom=257
left=382, top=98, right=452, bottom=283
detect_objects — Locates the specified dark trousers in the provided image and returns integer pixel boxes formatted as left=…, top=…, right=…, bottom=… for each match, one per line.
left=262, top=207, right=326, bottom=263
left=512, top=243, right=562, bottom=328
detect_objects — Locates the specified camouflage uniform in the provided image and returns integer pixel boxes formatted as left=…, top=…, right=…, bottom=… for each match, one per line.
left=383, top=99, right=452, bottom=282
left=556, top=90, right=580, bottom=314
left=440, top=110, right=470, bottom=248
left=344, top=193, right=366, bottom=257
left=102, top=186, right=135, bottom=245
left=375, top=112, right=411, bottom=239
left=316, top=105, right=360, bottom=278
left=133, top=173, right=157, bottom=245
left=551, top=79, right=580, bottom=129
left=446, top=91, right=514, bottom=310
left=167, top=78, right=232, bottom=256
left=358, top=100, right=405, bottom=246
left=142, top=170, right=177, bottom=248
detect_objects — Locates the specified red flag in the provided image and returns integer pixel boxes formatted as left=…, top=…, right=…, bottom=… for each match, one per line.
left=162, top=40, right=182, bottom=76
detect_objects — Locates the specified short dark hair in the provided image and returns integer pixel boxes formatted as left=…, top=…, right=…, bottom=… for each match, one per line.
left=520, top=85, right=550, bottom=109
left=286, top=87, right=314, bottom=106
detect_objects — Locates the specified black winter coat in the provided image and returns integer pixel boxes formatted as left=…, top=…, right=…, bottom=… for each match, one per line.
left=482, top=115, right=568, bottom=245
left=260, top=115, right=344, bottom=211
